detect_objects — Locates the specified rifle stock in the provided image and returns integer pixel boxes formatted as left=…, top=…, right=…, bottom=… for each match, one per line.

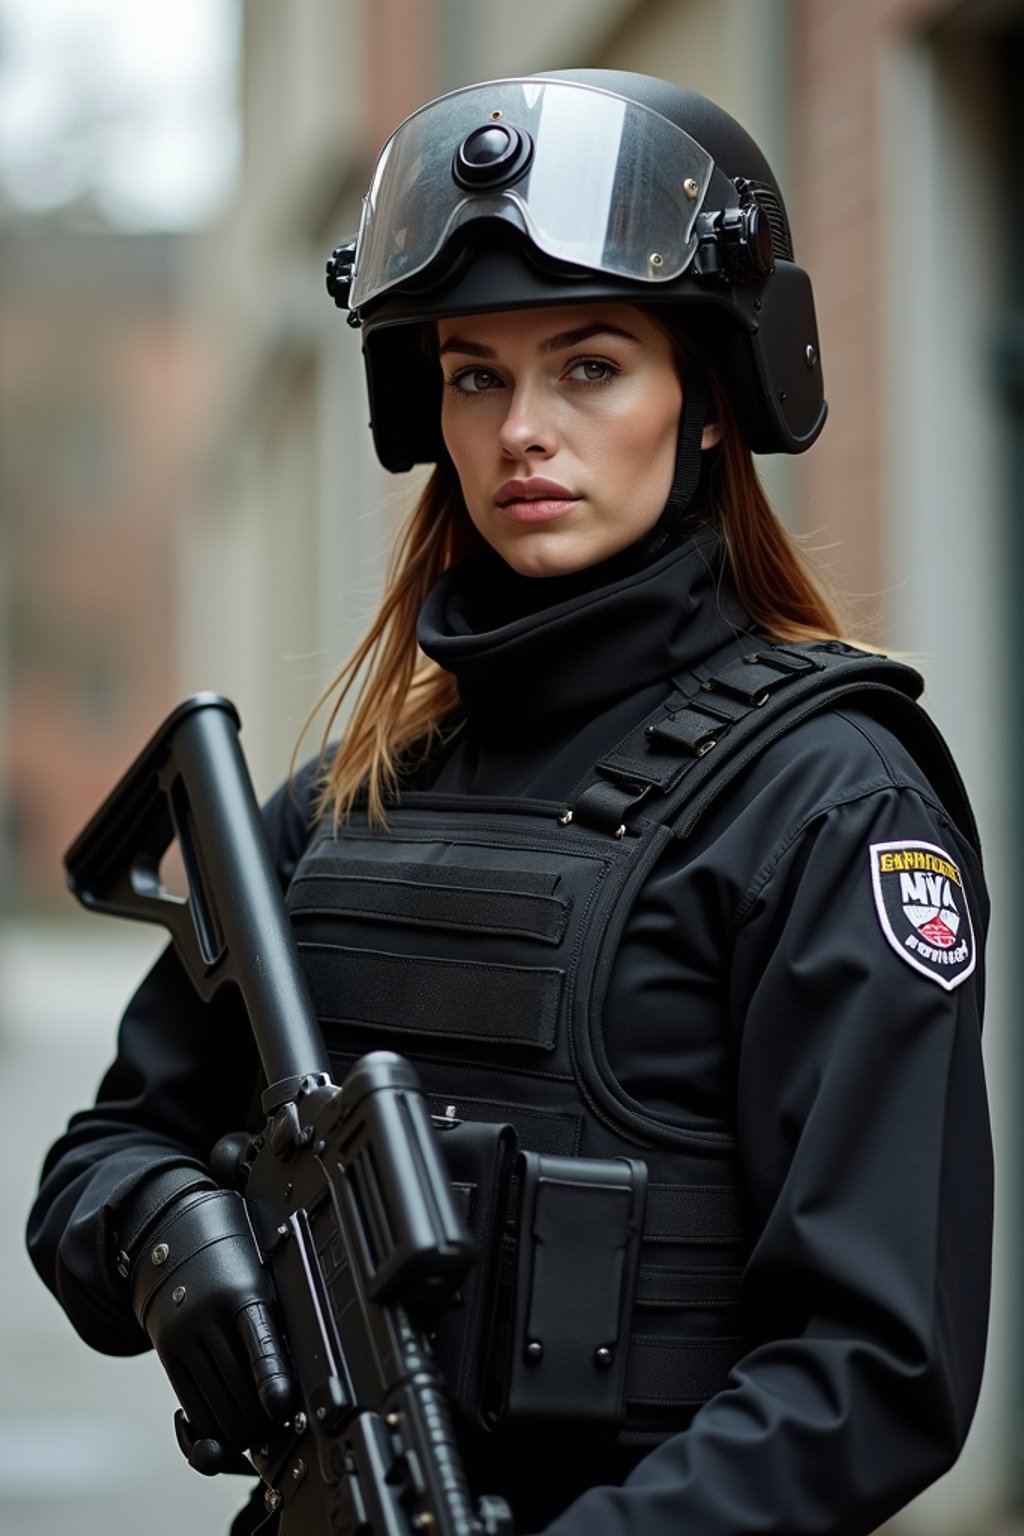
left=65, top=693, right=328, bottom=1103
left=65, top=695, right=512, bottom=1536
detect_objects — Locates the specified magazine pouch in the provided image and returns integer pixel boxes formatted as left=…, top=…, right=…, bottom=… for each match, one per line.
left=431, top=1115, right=518, bottom=1431
left=501, top=1151, right=648, bottom=1428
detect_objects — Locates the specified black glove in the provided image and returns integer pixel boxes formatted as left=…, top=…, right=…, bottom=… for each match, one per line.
left=125, top=1179, right=294, bottom=1475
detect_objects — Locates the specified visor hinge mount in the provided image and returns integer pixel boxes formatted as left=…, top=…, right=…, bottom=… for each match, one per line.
left=692, top=195, right=775, bottom=285
left=326, top=241, right=357, bottom=311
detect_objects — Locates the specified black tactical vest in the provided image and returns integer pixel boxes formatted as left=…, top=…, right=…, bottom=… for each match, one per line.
left=284, top=643, right=975, bottom=1450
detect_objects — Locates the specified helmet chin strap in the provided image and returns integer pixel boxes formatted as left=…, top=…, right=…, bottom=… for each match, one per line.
left=640, top=364, right=709, bottom=558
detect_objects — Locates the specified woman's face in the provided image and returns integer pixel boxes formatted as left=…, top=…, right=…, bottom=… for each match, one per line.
left=438, top=303, right=711, bottom=579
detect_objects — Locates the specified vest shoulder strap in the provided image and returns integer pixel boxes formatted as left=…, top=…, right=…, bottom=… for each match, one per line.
left=560, top=641, right=981, bottom=858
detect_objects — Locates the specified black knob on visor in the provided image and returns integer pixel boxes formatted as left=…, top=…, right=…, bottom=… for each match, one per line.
left=452, top=123, right=533, bottom=190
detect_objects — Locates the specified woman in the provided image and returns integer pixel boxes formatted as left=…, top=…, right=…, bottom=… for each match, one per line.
left=28, top=70, right=992, bottom=1536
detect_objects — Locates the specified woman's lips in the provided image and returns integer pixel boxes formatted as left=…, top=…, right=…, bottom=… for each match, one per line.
left=494, top=478, right=580, bottom=523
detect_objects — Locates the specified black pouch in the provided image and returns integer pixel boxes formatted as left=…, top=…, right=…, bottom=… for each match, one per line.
left=431, top=1116, right=518, bottom=1430
left=498, top=1152, right=648, bottom=1428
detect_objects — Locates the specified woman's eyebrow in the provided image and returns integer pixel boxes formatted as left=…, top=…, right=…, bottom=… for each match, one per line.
left=437, top=336, right=495, bottom=358
left=437, top=322, right=640, bottom=360
left=538, top=322, right=640, bottom=354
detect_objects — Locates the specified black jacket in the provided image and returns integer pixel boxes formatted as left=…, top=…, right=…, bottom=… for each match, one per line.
left=27, top=533, right=992, bottom=1536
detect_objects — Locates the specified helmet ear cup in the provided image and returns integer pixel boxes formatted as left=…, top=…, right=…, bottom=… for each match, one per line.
left=366, top=328, right=444, bottom=473
left=676, top=265, right=826, bottom=454
left=751, top=262, right=826, bottom=451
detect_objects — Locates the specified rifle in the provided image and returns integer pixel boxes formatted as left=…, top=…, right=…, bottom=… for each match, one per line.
left=64, top=693, right=512, bottom=1536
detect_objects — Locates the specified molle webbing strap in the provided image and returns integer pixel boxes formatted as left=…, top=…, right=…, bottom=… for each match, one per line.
left=289, top=860, right=569, bottom=944
left=502, top=1175, right=746, bottom=1251
left=557, top=641, right=979, bottom=854
left=626, top=1335, right=745, bottom=1407
left=643, top=1181, right=745, bottom=1244
left=626, top=1184, right=748, bottom=1408
left=635, top=1264, right=742, bottom=1310
left=560, top=643, right=833, bottom=837
left=297, top=941, right=564, bottom=1050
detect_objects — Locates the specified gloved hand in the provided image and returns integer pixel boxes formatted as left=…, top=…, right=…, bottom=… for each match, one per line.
left=126, top=1181, right=294, bottom=1475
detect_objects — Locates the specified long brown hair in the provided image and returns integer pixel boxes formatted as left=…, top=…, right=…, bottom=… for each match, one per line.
left=704, top=367, right=846, bottom=642
left=308, top=334, right=847, bottom=826
left=306, top=453, right=470, bottom=826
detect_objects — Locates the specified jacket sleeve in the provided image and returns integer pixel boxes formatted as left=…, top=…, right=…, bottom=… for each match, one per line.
left=24, top=763, right=320, bottom=1354
left=544, top=779, right=992, bottom=1536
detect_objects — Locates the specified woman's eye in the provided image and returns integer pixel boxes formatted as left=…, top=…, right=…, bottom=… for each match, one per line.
left=567, top=357, right=619, bottom=384
left=449, top=367, right=502, bottom=394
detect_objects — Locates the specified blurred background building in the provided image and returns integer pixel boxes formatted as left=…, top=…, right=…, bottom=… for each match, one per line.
left=1, top=1, right=1021, bottom=1532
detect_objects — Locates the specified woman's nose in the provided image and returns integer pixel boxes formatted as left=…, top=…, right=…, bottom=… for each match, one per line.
left=498, top=382, right=556, bottom=459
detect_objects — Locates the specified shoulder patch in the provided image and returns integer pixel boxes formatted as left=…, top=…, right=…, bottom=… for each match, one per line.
left=869, top=840, right=976, bottom=991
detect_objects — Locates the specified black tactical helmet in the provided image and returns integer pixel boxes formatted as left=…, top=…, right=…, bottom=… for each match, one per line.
left=327, top=69, right=826, bottom=472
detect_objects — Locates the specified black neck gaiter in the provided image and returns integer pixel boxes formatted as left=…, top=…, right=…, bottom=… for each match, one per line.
left=417, top=527, right=752, bottom=743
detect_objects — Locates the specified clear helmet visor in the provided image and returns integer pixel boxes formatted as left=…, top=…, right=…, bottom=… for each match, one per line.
left=349, top=78, right=715, bottom=311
